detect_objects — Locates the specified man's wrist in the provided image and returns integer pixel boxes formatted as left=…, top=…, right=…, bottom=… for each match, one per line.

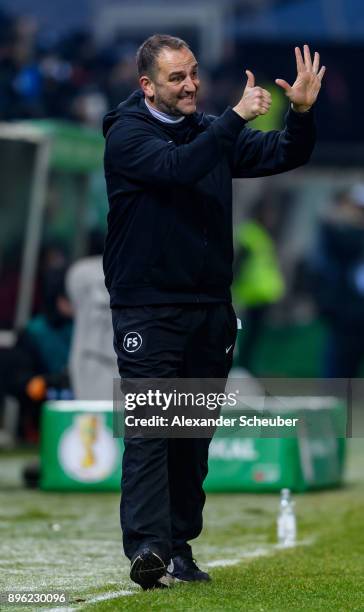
left=232, top=105, right=249, bottom=121
left=291, top=103, right=312, bottom=114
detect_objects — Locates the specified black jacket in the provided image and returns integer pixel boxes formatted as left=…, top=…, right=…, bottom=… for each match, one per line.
left=103, top=90, right=315, bottom=306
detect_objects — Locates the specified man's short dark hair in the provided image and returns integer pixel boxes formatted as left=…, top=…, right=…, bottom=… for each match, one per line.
left=136, top=34, right=191, bottom=78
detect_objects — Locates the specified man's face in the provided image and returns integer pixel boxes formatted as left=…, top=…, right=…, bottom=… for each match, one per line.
left=141, top=47, right=200, bottom=117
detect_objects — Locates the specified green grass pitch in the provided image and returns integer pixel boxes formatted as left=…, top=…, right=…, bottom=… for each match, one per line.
left=0, top=440, right=363, bottom=611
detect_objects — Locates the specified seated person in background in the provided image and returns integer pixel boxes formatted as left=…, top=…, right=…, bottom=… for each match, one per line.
left=0, top=265, right=73, bottom=442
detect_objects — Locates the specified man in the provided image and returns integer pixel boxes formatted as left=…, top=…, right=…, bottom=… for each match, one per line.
left=232, top=198, right=285, bottom=370
left=0, top=264, right=73, bottom=441
left=308, top=185, right=364, bottom=377
left=66, top=253, right=119, bottom=400
left=103, top=34, right=325, bottom=589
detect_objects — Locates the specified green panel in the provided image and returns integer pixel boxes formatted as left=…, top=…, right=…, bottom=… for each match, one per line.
left=205, top=437, right=301, bottom=493
left=41, top=399, right=346, bottom=493
left=205, top=400, right=347, bottom=493
left=20, top=120, right=103, bottom=173
left=40, top=401, right=123, bottom=491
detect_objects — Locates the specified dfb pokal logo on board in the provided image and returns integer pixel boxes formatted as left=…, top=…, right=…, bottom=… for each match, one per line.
left=58, top=414, right=119, bottom=482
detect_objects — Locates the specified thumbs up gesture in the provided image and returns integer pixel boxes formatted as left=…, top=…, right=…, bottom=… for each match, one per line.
left=233, top=70, right=272, bottom=121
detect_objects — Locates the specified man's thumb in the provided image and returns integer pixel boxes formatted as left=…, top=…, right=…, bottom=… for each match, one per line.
left=275, top=78, right=291, bottom=94
left=245, top=70, right=255, bottom=88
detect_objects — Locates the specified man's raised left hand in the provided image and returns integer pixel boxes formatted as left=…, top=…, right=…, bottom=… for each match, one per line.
left=275, top=45, right=326, bottom=113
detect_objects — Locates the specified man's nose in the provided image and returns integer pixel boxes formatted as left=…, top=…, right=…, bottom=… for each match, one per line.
left=183, top=76, right=197, bottom=92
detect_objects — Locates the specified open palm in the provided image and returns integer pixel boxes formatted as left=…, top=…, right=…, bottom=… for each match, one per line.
left=275, top=45, right=326, bottom=113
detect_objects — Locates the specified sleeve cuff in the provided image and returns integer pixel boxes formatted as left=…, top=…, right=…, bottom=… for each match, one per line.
left=212, top=107, right=248, bottom=141
left=288, top=104, right=314, bottom=119
left=286, top=104, right=314, bottom=129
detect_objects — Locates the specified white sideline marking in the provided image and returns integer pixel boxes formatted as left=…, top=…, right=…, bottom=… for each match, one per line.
left=87, top=590, right=134, bottom=603
left=44, top=608, right=76, bottom=612
left=206, top=546, right=270, bottom=567
left=206, top=539, right=316, bottom=568
left=207, top=559, right=241, bottom=567
left=47, top=538, right=317, bottom=609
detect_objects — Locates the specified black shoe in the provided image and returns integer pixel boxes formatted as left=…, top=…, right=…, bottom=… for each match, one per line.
left=130, top=548, right=166, bottom=590
left=167, top=556, right=211, bottom=582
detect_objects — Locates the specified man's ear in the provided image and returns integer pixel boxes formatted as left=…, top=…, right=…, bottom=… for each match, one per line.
left=139, top=76, right=155, bottom=100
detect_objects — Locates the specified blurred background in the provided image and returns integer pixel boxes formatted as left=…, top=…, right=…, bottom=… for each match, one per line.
left=1, top=0, right=364, bottom=445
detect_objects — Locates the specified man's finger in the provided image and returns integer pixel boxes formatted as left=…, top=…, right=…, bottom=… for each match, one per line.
left=275, top=78, right=291, bottom=94
left=261, top=89, right=272, bottom=100
left=313, top=51, right=320, bottom=74
left=304, top=44, right=312, bottom=70
left=318, top=66, right=326, bottom=81
left=245, top=70, right=255, bottom=88
left=295, top=47, right=305, bottom=73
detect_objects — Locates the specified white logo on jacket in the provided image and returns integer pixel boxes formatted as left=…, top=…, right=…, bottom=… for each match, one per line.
left=123, top=332, right=142, bottom=353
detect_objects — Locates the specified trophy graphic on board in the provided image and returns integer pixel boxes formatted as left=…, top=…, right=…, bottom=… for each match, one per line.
left=79, top=415, right=99, bottom=468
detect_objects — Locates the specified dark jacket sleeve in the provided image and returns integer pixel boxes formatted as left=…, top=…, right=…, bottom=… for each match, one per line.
left=106, top=108, right=247, bottom=187
left=231, top=106, right=316, bottom=178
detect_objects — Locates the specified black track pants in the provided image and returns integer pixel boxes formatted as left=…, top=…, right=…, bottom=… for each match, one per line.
left=112, top=303, right=237, bottom=562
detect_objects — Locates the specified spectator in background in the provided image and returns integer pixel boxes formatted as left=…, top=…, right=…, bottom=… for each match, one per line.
left=0, top=264, right=73, bottom=441
left=0, top=15, right=44, bottom=119
left=39, top=44, right=74, bottom=119
left=66, top=230, right=118, bottom=400
left=105, top=47, right=139, bottom=109
left=0, top=11, right=229, bottom=123
left=309, top=185, right=364, bottom=377
left=233, top=199, right=285, bottom=370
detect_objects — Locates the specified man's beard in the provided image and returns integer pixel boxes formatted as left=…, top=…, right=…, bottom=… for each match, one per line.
left=154, top=92, right=188, bottom=117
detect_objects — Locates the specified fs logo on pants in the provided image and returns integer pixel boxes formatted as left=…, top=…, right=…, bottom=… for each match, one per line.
left=123, top=332, right=142, bottom=353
